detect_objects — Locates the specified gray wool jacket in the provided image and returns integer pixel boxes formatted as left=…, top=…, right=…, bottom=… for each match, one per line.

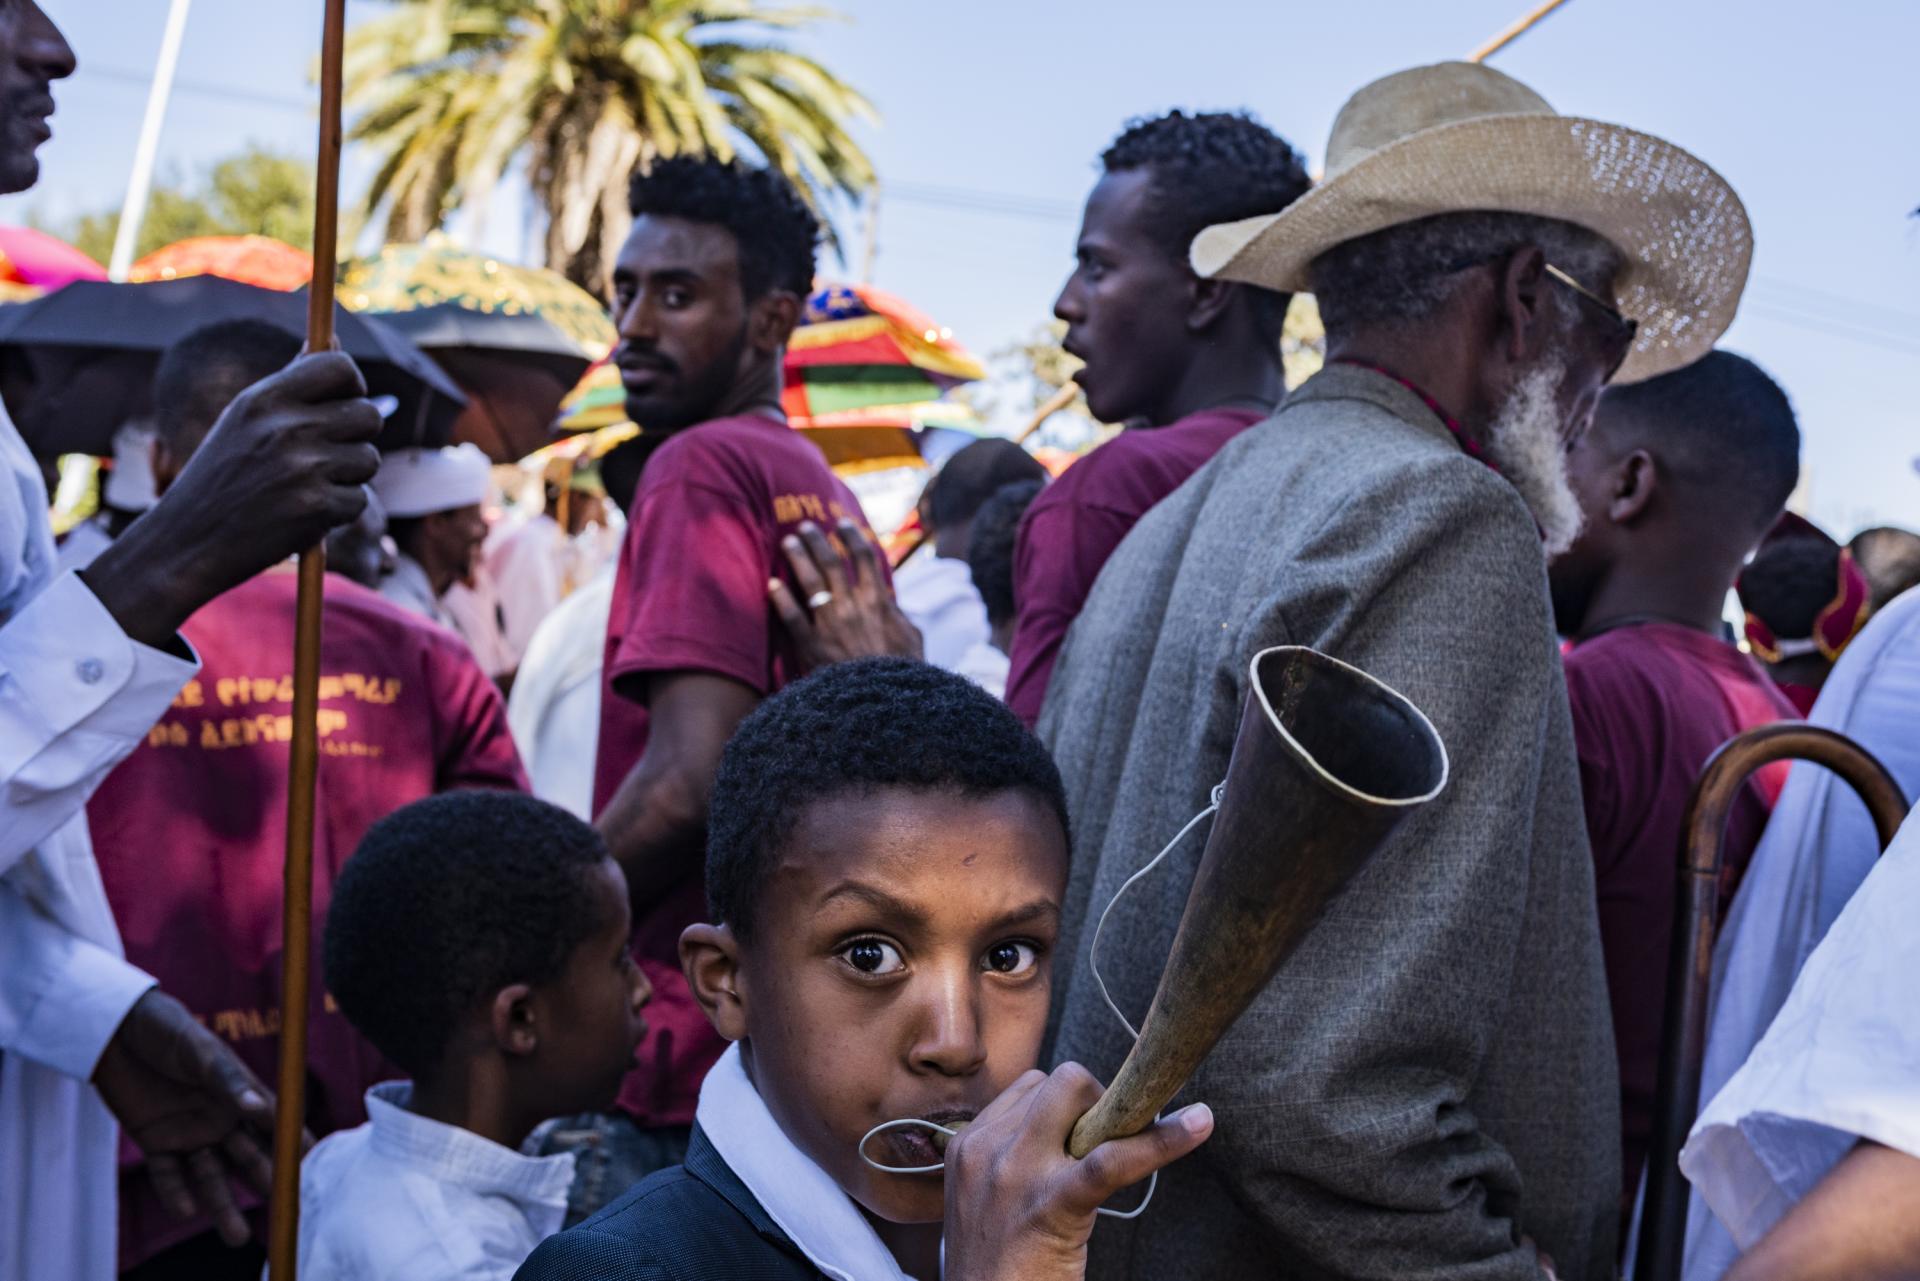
left=1037, top=363, right=1619, bottom=1281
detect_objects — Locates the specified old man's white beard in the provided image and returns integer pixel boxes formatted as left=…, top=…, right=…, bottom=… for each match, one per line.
left=1485, top=358, right=1584, bottom=558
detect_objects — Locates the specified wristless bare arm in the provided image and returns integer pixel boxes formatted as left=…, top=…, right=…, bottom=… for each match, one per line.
left=1726, top=1142, right=1920, bottom=1281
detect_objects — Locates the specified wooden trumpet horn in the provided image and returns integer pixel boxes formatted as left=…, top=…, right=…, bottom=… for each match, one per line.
left=1068, top=645, right=1450, bottom=1158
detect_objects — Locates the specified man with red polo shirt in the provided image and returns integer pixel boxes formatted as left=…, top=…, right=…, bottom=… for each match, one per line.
left=573, top=155, right=874, bottom=1216
left=87, top=320, right=527, bottom=1279
left=1548, top=349, right=1803, bottom=1211
left=1003, top=111, right=1311, bottom=725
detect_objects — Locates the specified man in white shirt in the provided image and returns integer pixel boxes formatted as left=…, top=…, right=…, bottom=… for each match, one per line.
left=0, top=7, right=384, bottom=1276
left=507, top=437, right=651, bottom=819
left=1680, top=805, right=1920, bottom=1280
left=1681, top=585, right=1920, bottom=1279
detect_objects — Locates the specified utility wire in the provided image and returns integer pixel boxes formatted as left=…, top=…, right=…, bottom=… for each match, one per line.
left=89, top=63, right=314, bottom=113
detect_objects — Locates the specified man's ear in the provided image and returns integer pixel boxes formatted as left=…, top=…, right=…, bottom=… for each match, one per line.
left=749, top=289, right=803, bottom=355
left=1185, top=275, right=1236, bottom=333
left=489, top=983, right=539, bottom=1058
left=1496, top=245, right=1553, bottom=369
left=681, top=922, right=748, bottom=1043
left=1609, top=448, right=1657, bottom=525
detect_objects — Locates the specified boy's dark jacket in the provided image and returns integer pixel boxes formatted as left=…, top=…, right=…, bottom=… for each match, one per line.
left=514, top=1124, right=827, bottom=1280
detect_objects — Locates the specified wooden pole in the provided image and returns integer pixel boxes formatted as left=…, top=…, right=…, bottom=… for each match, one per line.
left=267, top=1, right=346, bottom=1276
left=1634, top=723, right=1907, bottom=1281
left=1467, top=0, right=1574, bottom=62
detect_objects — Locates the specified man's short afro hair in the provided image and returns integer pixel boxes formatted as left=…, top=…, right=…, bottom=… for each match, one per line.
left=628, top=155, right=820, bottom=300
left=325, top=791, right=613, bottom=1079
left=706, top=657, right=1069, bottom=939
left=1102, top=110, right=1311, bottom=344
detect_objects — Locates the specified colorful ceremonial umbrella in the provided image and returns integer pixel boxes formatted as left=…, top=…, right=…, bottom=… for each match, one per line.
left=341, top=235, right=617, bottom=357
left=784, top=282, right=986, bottom=423
left=129, top=234, right=314, bottom=291
left=0, top=226, right=107, bottom=291
left=0, top=275, right=465, bottom=457
left=554, top=356, right=626, bottom=433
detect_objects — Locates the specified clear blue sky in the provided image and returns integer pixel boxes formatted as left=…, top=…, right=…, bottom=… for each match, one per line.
left=5, top=0, right=1917, bottom=536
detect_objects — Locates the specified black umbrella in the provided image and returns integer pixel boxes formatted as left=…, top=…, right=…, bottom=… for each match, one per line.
left=365, top=303, right=593, bottom=463
left=0, top=276, right=467, bottom=457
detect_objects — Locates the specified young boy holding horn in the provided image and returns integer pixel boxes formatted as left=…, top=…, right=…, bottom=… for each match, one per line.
left=516, top=659, right=1211, bottom=1281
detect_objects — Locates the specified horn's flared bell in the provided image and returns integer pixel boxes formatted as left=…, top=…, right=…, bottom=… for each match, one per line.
left=1067, top=646, right=1449, bottom=1157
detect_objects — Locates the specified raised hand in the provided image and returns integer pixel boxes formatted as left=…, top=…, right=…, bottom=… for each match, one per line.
left=83, top=350, right=382, bottom=649
left=769, top=518, right=924, bottom=671
left=943, top=1063, right=1212, bottom=1281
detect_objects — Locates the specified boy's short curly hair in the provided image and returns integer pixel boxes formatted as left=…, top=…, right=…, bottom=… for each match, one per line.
left=325, top=791, right=612, bottom=1079
left=628, top=155, right=820, bottom=300
left=706, top=658, right=1069, bottom=940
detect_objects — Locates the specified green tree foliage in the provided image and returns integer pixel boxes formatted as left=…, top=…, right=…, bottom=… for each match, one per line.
left=50, top=146, right=316, bottom=264
left=344, top=0, right=877, bottom=293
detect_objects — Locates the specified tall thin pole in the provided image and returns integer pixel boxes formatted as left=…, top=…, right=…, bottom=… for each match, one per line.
left=267, top=0, right=346, bottom=1276
left=1467, top=0, right=1574, bottom=62
left=108, top=0, right=193, bottom=280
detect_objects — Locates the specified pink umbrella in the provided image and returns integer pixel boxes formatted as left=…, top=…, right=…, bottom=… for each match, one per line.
left=0, top=226, right=108, bottom=290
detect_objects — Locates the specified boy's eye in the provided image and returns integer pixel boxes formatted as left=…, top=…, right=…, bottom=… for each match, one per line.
left=984, top=941, right=1039, bottom=975
left=841, top=939, right=904, bottom=975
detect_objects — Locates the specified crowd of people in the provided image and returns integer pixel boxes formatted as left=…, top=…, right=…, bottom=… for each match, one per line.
left=4, top=1, right=1920, bottom=1279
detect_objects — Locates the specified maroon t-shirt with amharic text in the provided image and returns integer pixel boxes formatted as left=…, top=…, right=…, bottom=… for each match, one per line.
left=592, top=413, right=874, bottom=1128
left=1004, top=406, right=1263, bottom=725
left=88, top=569, right=528, bottom=1269
left=1563, top=622, right=1797, bottom=1204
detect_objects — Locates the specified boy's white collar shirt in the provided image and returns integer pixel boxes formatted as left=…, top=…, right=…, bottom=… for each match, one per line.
left=294, top=1081, right=576, bottom=1281
left=698, top=1042, right=930, bottom=1281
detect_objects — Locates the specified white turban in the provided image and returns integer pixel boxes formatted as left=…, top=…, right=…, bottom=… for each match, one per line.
left=371, top=443, right=492, bottom=518
left=104, top=419, right=158, bottom=512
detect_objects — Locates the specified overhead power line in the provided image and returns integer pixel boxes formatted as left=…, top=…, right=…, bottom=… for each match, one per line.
left=89, top=63, right=314, bottom=114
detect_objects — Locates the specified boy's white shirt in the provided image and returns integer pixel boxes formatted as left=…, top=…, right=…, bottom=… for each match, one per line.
left=289, top=1081, right=576, bottom=1281
left=698, top=1041, right=934, bottom=1281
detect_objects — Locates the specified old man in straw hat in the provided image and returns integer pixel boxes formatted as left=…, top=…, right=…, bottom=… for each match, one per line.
left=1034, top=62, right=1750, bottom=1279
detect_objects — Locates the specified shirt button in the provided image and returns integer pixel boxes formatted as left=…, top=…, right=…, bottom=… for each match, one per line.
left=76, top=657, right=104, bottom=685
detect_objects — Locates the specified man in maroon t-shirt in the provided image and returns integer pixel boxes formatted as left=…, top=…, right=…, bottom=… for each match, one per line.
left=86, top=320, right=528, bottom=1278
left=1002, top=111, right=1311, bottom=724
left=580, top=155, right=875, bottom=1206
left=1548, top=350, right=1804, bottom=1209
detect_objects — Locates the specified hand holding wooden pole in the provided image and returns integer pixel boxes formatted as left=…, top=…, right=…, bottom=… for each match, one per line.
left=268, top=1, right=347, bottom=1276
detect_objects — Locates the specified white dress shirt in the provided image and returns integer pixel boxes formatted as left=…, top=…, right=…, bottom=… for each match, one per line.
left=891, top=550, right=997, bottom=694
left=294, top=1081, right=576, bottom=1281
left=1680, top=804, right=1920, bottom=1255
left=697, top=1043, right=925, bottom=1281
left=506, top=567, right=613, bottom=819
left=1679, top=586, right=1920, bottom=1279
left=1, top=412, right=193, bottom=1281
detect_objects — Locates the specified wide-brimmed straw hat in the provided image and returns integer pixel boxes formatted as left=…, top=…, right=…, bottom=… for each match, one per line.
left=1191, top=61, right=1751, bottom=382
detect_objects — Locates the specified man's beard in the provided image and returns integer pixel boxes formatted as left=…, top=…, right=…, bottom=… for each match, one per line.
left=1485, top=358, right=1584, bottom=558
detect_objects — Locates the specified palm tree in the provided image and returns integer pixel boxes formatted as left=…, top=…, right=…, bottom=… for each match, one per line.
left=344, top=0, right=878, bottom=292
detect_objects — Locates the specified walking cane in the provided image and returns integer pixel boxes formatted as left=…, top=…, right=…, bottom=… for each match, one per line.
left=1634, top=721, right=1908, bottom=1281
left=266, top=1, right=347, bottom=1275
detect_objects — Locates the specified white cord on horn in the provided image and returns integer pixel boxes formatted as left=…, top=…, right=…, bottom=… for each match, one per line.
left=857, top=782, right=1226, bottom=1223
